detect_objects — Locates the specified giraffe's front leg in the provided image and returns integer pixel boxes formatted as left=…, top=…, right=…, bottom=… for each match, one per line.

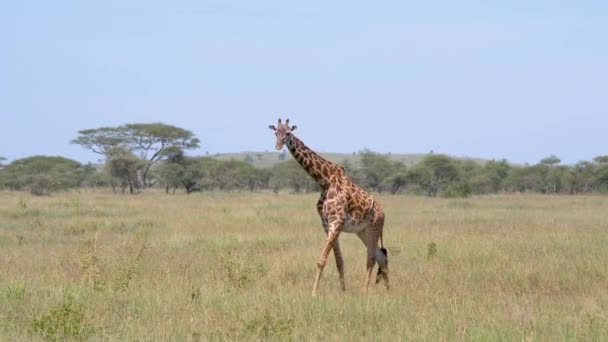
left=312, top=223, right=342, bottom=297
left=319, top=207, right=346, bottom=291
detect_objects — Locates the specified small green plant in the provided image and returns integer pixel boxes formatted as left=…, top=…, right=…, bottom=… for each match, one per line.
left=190, top=286, right=201, bottom=301
left=64, top=198, right=82, bottom=213
left=115, top=231, right=148, bottom=292
left=2, top=282, right=27, bottom=300
left=18, top=197, right=27, bottom=209
left=78, top=237, right=107, bottom=291
left=31, top=295, right=94, bottom=341
left=223, top=251, right=268, bottom=289
left=427, top=241, right=437, bottom=259
left=244, top=310, right=295, bottom=339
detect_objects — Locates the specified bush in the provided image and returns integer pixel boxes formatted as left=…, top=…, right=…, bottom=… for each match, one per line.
left=0, top=156, right=85, bottom=195
left=31, top=295, right=94, bottom=340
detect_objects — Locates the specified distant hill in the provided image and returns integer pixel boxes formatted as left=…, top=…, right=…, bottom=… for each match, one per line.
left=209, top=151, right=486, bottom=168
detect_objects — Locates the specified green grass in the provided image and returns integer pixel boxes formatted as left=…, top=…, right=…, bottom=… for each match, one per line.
left=1, top=190, right=607, bottom=340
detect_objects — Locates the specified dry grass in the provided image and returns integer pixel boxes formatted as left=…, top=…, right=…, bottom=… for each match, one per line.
left=1, top=190, right=607, bottom=340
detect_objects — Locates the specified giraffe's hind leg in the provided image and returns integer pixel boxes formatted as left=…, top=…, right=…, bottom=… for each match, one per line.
left=358, top=229, right=380, bottom=293
left=372, top=210, right=389, bottom=290
left=357, top=227, right=389, bottom=292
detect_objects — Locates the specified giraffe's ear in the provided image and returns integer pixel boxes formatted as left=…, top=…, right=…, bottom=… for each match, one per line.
left=269, top=125, right=277, bottom=131
left=290, top=125, right=297, bottom=131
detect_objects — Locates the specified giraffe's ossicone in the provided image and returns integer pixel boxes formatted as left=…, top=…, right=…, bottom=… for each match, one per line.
left=269, top=118, right=390, bottom=296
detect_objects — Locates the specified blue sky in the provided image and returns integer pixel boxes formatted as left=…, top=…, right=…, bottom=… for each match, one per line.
left=1, top=1, right=606, bottom=164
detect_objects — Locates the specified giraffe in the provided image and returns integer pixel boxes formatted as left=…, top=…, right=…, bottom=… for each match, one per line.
left=269, top=118, right=389, bottom=296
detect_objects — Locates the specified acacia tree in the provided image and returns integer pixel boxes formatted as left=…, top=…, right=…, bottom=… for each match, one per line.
left=270, top=160, right=318, bottom=193
left=593, top=155, right=608, bottom=192
left=0, top=156, right=85, bottom=195
left=538, top=155, right=563, bottom=193
left=0, top=157, right=5, bottom=189
left=593, top=155, right=608, bottom=164
left=384, top=170, right=409, bottom=194
left=105, top=148, right=144, bottom=194
left=156, top=163, right=184, bottom=194
left=71, top=123, right=200, bottom=187
left=408, top=154, right=460, bottom=197
left=358, top=149, right=403, bottom=193
left=70, top=127, right=126, bottom=154
left=568, top=161, right=596, bottom=194
left=481, top=159, right=510, bottom=193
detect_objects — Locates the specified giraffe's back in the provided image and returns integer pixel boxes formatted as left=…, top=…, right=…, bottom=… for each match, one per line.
left=340, top=178, right=383, bottom=233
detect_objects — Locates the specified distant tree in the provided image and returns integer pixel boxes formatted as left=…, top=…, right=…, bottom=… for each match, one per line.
left=69, top=127, right=126, bottom=155
left=270, top=160, right=318, bottom=193
left=72, top=123, right=200, bottom=187
left=75, top=163, right=100, bottom=189
left=384, top=169, right=409, bottom=194
left=0, top=157, right=6, bottom=187
left=204, top=159, right=273, bottom=191
left=154, top=147, right=187, bottom=193
left=216, top=160, right=250, bottom=191
left=540, top=155, right=561, bottom=166
left=486, top=159, right=510, bottom=192
left=189, top=157, right=220, bottom=191
left=567, top=161, right=596, bottom=194
left=593, top=155, right=608, bottom=164
left=505, top=164, right=548, bottom=193
left=471, top=159, right=511, bottom=194
left=408, top=154, right=461, bottom=197
left=81, top=168, right=117, bottom=191
left=156, top=163, right=185, bottom=194
left=358, top=149, right=403, bottom=192
left=595, top=163, right=608, bottom=192
left=0, top=156, right=84, bottom=195
left=232, top=161, right=272, bottom=191
left=161, top=156, right=257, bottom=193
left=244, top=154, right=255, bottom=164
left=105, top=148, right=145, bottom=194
left=536, top=155, right=564, bottom=193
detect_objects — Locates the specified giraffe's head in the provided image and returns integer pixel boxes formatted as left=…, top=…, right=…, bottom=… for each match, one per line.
left=268, top=118, right=297, bottom=150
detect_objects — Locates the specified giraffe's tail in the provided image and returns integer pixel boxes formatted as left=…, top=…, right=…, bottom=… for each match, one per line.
left=379, top=231, right=387, bottom=256
left=376, top=230, right=389, bottom=286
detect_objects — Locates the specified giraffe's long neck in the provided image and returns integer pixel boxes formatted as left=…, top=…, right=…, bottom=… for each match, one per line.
left=286, top=134, right=336, bottom=189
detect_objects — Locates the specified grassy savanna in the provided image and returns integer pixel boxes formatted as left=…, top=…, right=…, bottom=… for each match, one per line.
left=1, top=191, right=607, bottom=340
